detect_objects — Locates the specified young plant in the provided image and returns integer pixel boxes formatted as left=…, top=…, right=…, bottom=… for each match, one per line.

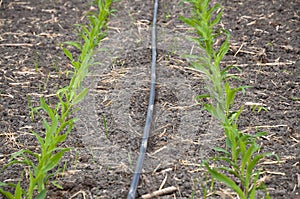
left=180, top=0, right=275, bottom=198
left=0, top=0, right=113, bottom=198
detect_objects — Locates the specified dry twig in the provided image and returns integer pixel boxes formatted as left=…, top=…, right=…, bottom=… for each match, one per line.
left=69, top=190, right=87, bottom=199
left=141, top=186, right=178, bottom=199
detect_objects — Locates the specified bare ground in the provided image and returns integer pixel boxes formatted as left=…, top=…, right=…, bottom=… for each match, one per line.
left=0, top=0, right=299, bottom=198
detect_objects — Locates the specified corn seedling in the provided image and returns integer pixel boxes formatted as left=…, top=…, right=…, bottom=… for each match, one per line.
left=180, top=0, right=276, bottom=198
left=245, top=102, right=269, bottom=113
left=289, top=96, right=300, bottom=101
left=26, top=95, right=35, bottom=121
left=102, top=115, right=109, bottom=139
left=0, top=0, right=113, bottom=198
left=52, top=57, right=60, bottom=73
left=43, top=73, right=50, bottom=91
left=162, top=1, right=171, bottom=20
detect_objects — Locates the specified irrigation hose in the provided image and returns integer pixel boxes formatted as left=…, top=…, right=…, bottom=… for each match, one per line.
left=127, top=0, right=159, bottom=198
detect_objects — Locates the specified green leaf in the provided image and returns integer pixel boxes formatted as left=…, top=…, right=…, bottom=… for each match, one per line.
left=238, top=134, right=247, bottom=155
left=77, top=24, right=90, bottom=38
left=252, top=131, right=267, bottom=138
left=8, top=149, right=26, bottom=161
left=203, top=104, right=215, bottom=116
left=59, top=117, right=75, bottom=131
left=8, top=149, right=38, bottom=163
left=237, top=85, right=251, bottom=94
left=3, top=160, right=29, bottom=172
left=224, top=126, right=239, bottom=161
left=196, top=93, right=210, bottom=99
left=102, top=115, right=109, bottom=139
left=0, top=188, right=14, bottom=199
left=241, top=144, right=258, bottom=181
left=55, top=134, right=68, bottom=144
left=64, top=41, right=82, bottom=51
left=248, top=170, right=261, bottom=199
left=72, top=88, right=89, bottom=105
left=0, top=182, right=8, bottom=186
left=71, top=61, right=81, bottom=70
left=225, top=81, right=235, bottom=113
left=216, top=34, right=230, bottom=64
left=44, top=115, right=59, bottom=147
left=230, top=106, right=243, bottom=126
left=213, top=147, right=230, bottom=155
left=191, top=62, right=210, bottom=76
left=34, top=189, right=46, bottom=199
left=220, top=64, right=234, bottom=79
left=51, top=181, right=63, bottom=189
left=88, top=15, right=98, bottom=27
left=40, top=98, right=54, bottom=120
left=43, top=149, right=70, bottom=173
left=265, top=193, right=271, bottom=199
left=247, top=154, right=264, bottom=174
left=42, top=118, right=51, bottom=133
left=246, top=153, right=266, bottom=186
left=56, top=86, right=69, bottom=96
left=14, top=181, right=22, bottom=199
left=205, top=163, right=245, bottom=199
left=62, top=47, right=73, bottom=61
left=31, top=131, right=45, bottom=151
left=195, top=93, right=210, bottom=105
left=217, top=166, right=240, bottom=178
left=209, top=4, right=222, bottom=27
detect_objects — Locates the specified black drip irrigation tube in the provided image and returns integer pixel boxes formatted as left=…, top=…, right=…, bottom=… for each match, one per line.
left=127, top=0, right=159, bottom=198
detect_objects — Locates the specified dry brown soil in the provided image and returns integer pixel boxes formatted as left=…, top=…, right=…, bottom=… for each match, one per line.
left=0, top=0, right=299, bottom=198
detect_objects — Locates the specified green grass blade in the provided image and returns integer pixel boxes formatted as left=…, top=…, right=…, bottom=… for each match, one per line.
left=62, top=47, right=73, bottom=61
left=217, top=166, right=240, bottom=178
left=103, top=115, right=109, bottom=139
left=246, top=154, right=264, bottom=186
left=0, top=188, right=14, bottom=199
left=225, top=82, right=236, bottom=114
left=213, top=146, right=230, bottom=156
left=215, top=35, right=229, bottom=66
left=14, top=181, right=22, bottom=199
left=205, top=164, right=245, bottom=199
left=51, top=181, right=63, bottom=189
left=209, top=5, right=222, bottom=27
left=34, top=189, right=46, bottom=199
left=72, top=88, right=89, bottom=105
left=248, top=171, right=261, bottom=199
left=40, top=98, right=54, bottom=120
left=31, top=130, right=43, bottom=145
left=64, top=41, right=82, bottom=51
left=43, top=149, right=70, bottom=173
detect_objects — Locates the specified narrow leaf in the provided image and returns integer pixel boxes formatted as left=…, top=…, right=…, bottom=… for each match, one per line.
left=62, top=48, right=73, bottom=61
left=210, top=9, right=222, bottom=27
left=64, top=41, right=82, bottom=51
left=51, top=181, right=63, bottom=189
left=205, top=164, right=245, bottom=199
left=40, top=98, right=54, bottom=120
left=14, top=181, right=22, bottom=199
left=43, top=149, right=70, bottom=172
left=34, top=189, right=46, bottom=199
left=196, top=93, right=210, bottom=99
left=31, top=131, right=45, bottom=151
left=0, top=188, right=14, bottom=199
left=213, top=147, right=230, bottom=155
left=72, top=88, right=89, bottom=105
